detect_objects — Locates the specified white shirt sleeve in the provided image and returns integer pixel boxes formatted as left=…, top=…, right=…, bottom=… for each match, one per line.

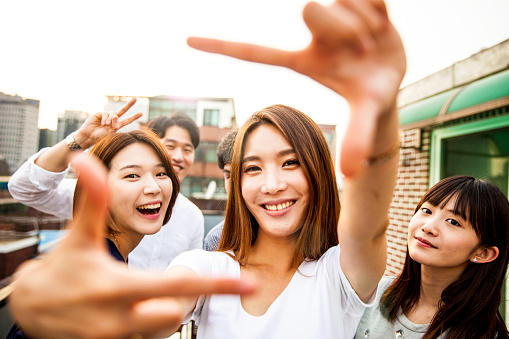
left=8, top=148, right=76, bottom=220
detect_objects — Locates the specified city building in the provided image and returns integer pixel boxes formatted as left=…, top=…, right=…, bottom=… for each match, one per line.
left=0, top=92, right=40, bottom=174
left=107, top=95, right=236, bottom=200
left=55, top=110, right=90, bottom=143
left=318, top=124, right=338, bottom=166
left=38, top=128, right=57, bottom=150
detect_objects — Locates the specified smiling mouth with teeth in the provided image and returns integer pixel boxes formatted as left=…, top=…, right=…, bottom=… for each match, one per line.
left=264, top=201, right=295, bottom=211
left=136, top=203, right=162, bottom=215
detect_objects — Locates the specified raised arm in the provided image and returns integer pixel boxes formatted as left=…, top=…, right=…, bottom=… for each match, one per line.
left=8, top=154, right=256, bottom=339
left=187, top=0, right=406, bottom=300
left=8, top=98, right=142, bottom=219
left=35, top=98, right=142, bottom=172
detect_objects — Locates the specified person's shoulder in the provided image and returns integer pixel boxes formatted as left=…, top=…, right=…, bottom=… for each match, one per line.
left=206, top=221, right=224, bottom=237
left=378, top=276, right=396, bottom=293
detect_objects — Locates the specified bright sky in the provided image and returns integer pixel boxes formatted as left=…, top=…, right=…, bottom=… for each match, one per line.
left=1, top=0, right=508, bottom=131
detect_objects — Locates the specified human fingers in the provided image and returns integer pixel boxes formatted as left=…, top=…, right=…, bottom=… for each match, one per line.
left=68, top=153, right=110, bottom=245
left=187, top=37, right=293, bottom=69
left=116, top=97, right=137, bottom=118
left=118, top=112, right=143, bottom=129
left=340, top=0, right=387, bottom=40
left=117, top=273, right=257, bottom=301
left=111, top=115, right=120, bottom=130
left=124, top=298, right=187, bottom=339
left=303, top=1, right=370, bottom=50
left=340, top=100, right=377, bottom=177
left=101, top=111, right=109, bottom=125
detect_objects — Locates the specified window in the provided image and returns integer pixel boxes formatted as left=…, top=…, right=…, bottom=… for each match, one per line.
left=203, top=109, right=220, bottom=126
left=195, top=142, right=219, bottom=163
left=205, top=149, right=217, bottom=163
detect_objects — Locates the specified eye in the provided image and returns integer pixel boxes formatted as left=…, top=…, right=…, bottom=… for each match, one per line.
left=124, top=174, right=139, bottom=179
left=184, top=148, right=194, bottom=154
left=421, top=207, right=431, bottom=215
left=156, top=172, right=168, bottom=177
left=244, top=165, right=261, bottom=173
left=447, top=218, right=461, bottom=227
left=283, top=159, right=299, bottom=167
left=165, top=144, right=175, bottom=150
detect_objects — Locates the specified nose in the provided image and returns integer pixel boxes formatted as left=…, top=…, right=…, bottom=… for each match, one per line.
left=261, top=169, right=287, bottom=194
left=144, top=176, right=162, bottom=195
left=170, top=147, right=184, bottom=163
left=421, top=222, right=438, bottom=236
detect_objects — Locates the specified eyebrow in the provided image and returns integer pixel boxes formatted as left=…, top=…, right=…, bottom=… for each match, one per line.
left=119, top=163, right=166, bottom=171
left=163, top=138, right=194, bottom=148
left=242, top=148, right=295, bottom=163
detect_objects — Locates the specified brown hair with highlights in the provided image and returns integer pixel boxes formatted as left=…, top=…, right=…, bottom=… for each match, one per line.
left=218, top=104, right=340, bottom=268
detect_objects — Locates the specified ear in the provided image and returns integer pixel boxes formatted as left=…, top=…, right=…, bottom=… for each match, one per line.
left=471, top=246, right=499, bottom=264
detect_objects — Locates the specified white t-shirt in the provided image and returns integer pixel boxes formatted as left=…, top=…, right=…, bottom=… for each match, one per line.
left=355, top=276, right=446, bottom=339
left=169, top=246, right=374, bottom=339
left=8, top=148, right=204, bottom=272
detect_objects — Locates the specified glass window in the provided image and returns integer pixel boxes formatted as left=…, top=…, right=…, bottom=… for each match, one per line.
left=203, top=109, right=220, bottom=126
left=206, top=149, right=217, bottom=163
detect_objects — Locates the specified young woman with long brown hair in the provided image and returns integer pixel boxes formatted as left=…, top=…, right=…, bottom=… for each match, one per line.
left=355, top=175, right=509, bottom=339
left=161, top=0, right=407, bottom=335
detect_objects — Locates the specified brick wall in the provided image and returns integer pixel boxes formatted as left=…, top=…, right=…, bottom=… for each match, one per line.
left=385, top=128, right=430, bottom=276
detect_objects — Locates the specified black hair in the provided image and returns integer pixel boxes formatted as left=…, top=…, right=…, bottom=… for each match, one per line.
left=148, top=113, right=200, bottom=149
left=217, top=129, right=238, bottom=170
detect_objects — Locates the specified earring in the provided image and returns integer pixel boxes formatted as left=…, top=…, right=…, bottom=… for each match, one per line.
left=472, top=257, right=478, bottom=263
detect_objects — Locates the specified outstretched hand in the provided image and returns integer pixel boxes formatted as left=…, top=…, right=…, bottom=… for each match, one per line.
left=74, top=97, right=144, bottom=150
left=187, top=0, right=406, bottom=176
left=8, top=154, right=256, bottom=339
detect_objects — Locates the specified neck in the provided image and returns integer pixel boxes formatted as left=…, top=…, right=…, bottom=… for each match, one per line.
left=248, top=229, right=298, bottom=271
left=418, top=263, right=465, bottom=307
left=108, top=232, right=144, bottom=262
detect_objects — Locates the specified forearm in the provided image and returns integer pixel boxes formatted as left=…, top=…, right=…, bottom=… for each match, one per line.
left=340, top=102, right=399, bottom=241
left=338, top=103, right=400, bottom=299
left=9, top=149, right=75, bottom=219
left=34, top=139, right=76, bottom=173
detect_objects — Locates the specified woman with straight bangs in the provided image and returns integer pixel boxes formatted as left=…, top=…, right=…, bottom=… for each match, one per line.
left=219, top=104, right=340, bottom=266
left=355, top=175, right=509, bottom=339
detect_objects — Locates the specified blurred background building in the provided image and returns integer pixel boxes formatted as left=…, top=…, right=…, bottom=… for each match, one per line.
left=0, top=93, right=40, bottom=175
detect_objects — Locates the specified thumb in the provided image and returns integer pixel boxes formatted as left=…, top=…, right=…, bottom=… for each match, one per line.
left=340, top=100, right=378, bottom=177
left=67, top=153, right=110, bottom=247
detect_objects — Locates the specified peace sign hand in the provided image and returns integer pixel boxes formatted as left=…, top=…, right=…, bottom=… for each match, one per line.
left=73, top=98, right=143, bottom=150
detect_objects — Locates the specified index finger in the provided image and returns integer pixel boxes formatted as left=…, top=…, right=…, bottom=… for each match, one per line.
left=116, top=97, right=137, bottom=118
left=187, top=37, right=293, bottom=69
left=118, top=273, right=257, bottom=301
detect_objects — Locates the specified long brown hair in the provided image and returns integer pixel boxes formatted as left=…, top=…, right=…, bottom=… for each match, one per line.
left=73, top=130, right=180, bottom=236
left=381, top=175, right=509, bottom=339
left=218, top=104, right=340, bottom=268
